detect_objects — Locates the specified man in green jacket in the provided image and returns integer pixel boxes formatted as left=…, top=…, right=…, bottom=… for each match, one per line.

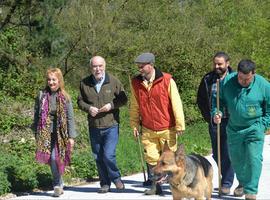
left=78, top=56, right=128, bottom=193
left=213, top=59, right=270, bottom=200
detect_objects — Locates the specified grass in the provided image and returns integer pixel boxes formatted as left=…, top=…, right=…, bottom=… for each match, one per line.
left=179, top=121, right=211, bottom=155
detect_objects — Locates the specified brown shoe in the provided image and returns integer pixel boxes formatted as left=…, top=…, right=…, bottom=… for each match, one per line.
left=234, top=184, right=244, bottom=197
left=221, top=187, right=230, bottom=195
left=115, top=180, right=125, bottom=190
left=245, top=194, right=256, bottom=200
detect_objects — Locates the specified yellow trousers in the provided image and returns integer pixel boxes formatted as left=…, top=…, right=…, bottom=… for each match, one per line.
left=141, top=126, right=177, bottom=165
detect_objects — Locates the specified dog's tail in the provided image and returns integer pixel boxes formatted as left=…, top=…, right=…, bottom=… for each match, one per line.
left=189, top=154, right=212, bottom=177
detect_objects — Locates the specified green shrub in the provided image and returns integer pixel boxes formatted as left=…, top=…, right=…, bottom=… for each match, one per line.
left=0, top=155, right=11, bottom=195
left=0, top=170, right=11, bottom=196
left=70, top=149, right=98, bottom=180
left=2, top=139, right=54, bottom=192
left=0, top=114, right=32, bottom=135
left=35, top=165, right=52, bottom=189
left=0, top=97, right=33, bottom=135
left=6, top=163, right=38, bottom=192
left=116, top=108, right=142, bottom=175
left=0, top=152, right=38, bottom=193
left=179, top=121, right=210, bottom=155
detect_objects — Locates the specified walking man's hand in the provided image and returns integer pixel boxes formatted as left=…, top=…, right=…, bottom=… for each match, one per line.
left=89, top=106, right=99, bottom=117
left=99, top=103, right=112, bottom=113
left=213, top=112, right=222, bottom=124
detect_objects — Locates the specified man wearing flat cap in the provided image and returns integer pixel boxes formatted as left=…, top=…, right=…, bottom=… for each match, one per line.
left=130, top=52, right=185, bottom=195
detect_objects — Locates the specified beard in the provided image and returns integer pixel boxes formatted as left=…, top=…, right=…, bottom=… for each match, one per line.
left=215, top=67, right=227, bottom=76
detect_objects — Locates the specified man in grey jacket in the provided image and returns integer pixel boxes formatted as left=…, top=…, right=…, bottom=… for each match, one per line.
left=78, top=56, right=128, bottom=193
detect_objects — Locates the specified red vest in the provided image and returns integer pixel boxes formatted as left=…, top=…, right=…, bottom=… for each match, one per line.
left=132, top=73, right=175, bottom=131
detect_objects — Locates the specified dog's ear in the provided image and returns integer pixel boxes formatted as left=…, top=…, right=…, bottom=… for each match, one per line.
left=175, top=144, right=185, bottom=161
left=162, top=141, right=171, bottom=152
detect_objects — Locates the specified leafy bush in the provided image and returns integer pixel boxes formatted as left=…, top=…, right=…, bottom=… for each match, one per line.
left=0, top=139, right=47, bottom=194
left=0, top=151, right=38, bottom=194
left=0, top=156, right=11, bottom=195
left=3, top=140, right=38, bottom=192
left=0, top=113, right=32, bottom=135
left=0, top=170, right=11, bottom=196
left=6, top=163, right=38, bottom=192
left=70, top=149, right=98, bottom=180
left=35, top=166, right=52, bottom=189
left=0, top=93, right=33, bottom=135
left=0, top=69, right=43, bottom=100
left=180, top=121, right=210, bottom=155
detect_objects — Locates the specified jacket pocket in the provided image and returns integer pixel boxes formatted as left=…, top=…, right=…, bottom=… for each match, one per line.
left=245, top=103, right=260, bottom=118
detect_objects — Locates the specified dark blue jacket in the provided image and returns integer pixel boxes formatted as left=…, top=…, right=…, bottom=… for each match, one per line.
left=196, top=67, right=233, bottom=123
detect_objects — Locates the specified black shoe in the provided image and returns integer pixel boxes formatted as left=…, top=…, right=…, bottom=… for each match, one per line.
left=143, top=179, right=153, bottom=187
left=98, top=185, right=110, bottom=193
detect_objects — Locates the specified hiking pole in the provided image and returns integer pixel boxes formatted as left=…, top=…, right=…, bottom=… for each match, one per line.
left=137, top=133, right=147, bottom=182
left=128, top=73, right=147, bottom=182
left=128, top=74, right=146, bottom=182
left=216, top=79, right=222, bottom=196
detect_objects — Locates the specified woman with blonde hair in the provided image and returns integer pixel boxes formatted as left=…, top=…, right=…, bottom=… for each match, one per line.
left=32, top=68, right=77, bottom=197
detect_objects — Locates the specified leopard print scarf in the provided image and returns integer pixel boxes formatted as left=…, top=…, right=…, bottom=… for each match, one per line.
left=35, top=90, right=71, bottom=174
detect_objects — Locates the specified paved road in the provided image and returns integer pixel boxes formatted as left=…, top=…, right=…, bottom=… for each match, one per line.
left=11, top=135, right=270, bottom=200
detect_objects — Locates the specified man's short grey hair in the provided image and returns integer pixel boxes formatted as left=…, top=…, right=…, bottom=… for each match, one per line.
left=89, top=56, right=106, bottom=67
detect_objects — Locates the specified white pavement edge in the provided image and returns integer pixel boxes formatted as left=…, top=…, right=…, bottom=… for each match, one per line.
left=10, top=135, right=270, bottom=200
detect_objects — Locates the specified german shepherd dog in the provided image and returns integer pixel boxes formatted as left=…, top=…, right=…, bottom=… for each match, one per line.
left=153, top=142, right=213, bottom=200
